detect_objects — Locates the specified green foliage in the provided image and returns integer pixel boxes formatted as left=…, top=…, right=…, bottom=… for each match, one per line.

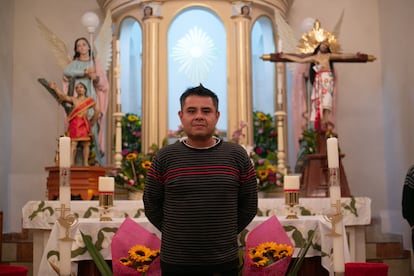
left=253, top=111, right=278, bottom=157
left=121, top=113, right=142, bottom=155
left=80, top=231, right=113, bottom=276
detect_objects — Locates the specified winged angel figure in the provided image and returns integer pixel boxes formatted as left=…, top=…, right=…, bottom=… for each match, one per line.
left=36, top=12, right=113, bottom=165
left=264, top=10, right=375, bottom=161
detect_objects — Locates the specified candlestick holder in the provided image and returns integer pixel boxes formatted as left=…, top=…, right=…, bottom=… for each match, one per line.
left=323, top=208, right=343, bottom=237
left=284, top=190, right=299, bottom=219
left=53, top=204, right=78, bottom=276
left=99, top=192, right=114, bottom=221
left=324, top=167, right=343, bottom=236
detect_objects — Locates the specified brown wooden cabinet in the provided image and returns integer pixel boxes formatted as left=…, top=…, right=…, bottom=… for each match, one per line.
left=45, top=166, right=108, bottom=200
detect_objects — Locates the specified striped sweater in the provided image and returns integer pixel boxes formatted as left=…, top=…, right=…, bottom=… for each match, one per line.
left=143, top=139, right=258, bottom=273
left=402, top=165, right=414, bottom=227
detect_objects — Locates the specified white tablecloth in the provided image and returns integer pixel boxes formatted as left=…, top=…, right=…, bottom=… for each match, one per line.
left=22, top=197, right=370, bottom=276
left=37, top=216, right=347, bottom=276
left=22, top=197, right=371, bottom=230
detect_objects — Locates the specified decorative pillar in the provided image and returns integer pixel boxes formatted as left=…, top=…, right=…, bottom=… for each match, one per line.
left=113, top=40, right=124, bottom=168
left=231, top=2, right=253, bottom=145
left=142, top=4, right=162, bottom=152
left=275, top=62, right=287, bottom=174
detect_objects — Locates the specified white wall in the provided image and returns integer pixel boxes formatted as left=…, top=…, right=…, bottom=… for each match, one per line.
left=1, top=0, right=413, bottom=252
left=2, top=0, right=104, bottom=232
left=0, top=0, right=14, bottom=230
left=288, top=0, right=414, bottom=248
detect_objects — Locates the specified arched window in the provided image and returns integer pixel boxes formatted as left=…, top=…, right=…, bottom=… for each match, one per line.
left=119, top=18, right=143, bottom=116
left=251, top=16, right=275, bottom=116
left=167, top=7, right=227, bottom=136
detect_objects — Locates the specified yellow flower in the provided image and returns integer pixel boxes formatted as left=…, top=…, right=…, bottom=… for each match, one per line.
left=126, top=153, right=137, bottom=161
left=141, top=160, right=152, bottom=169
left=257, top=168, right=269, bottom=180
left=119, top=257, right=132, bottom=266
left=127, top=114, right=139, bottom=122
left=266, top=164, right=276, bottom=173
left=120, top=244, right=160, bottom=273
left=128, top=245, right=152, bottom=262
left=248, top=241, right=294, bottom=267
left=256, top=112, right=268, bottom=121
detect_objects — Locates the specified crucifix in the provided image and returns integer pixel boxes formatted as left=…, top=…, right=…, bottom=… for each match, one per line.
left=261, top=19, right=375, bottom=197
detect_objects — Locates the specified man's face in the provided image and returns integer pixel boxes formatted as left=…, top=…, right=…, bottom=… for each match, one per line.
left=178, top=95, right=219, bottom=140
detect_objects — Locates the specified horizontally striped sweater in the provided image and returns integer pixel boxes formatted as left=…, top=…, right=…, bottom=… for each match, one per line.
left=143, top=139, right=258, bottom=273
left=403, top=165, right=414, bottom=227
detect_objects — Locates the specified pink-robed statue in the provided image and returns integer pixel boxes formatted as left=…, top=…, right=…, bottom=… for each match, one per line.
left=62, top=37, right=109, bottom=163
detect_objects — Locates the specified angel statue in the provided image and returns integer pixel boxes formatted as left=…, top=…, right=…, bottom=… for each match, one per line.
left=36, top=12, right=113, bottom=166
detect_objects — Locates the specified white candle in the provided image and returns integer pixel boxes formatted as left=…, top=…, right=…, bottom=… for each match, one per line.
left=327, top=137, right=339, bottom=168
left=329, top=185, right=341, bottom=203
left=332, top=221, right=345, bottom=272
left=99, top=176, right=115, bottom=192
left=284, top=175, right=300, bottom=191
left=59, top=137, right=71, bottom=168
left=59, top=137, right=71, bottom=206
left=59, top=239, right=72, bottom=275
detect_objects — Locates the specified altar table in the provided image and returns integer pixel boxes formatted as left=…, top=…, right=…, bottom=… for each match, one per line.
left=22, top=197, right=371, bottom=275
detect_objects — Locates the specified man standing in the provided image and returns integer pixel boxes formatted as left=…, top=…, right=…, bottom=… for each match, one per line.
left=402, top=165, right=414, bottom=251
left=144, top=85, right=258, bottom=275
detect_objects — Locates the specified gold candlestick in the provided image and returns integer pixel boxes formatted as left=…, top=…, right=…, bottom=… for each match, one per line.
left=99, top=192, right=114, bottom=221
left=284, top=190, right=299, bottom=219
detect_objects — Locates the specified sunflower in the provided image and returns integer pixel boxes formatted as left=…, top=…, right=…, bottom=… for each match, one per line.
left=120, top=244, right=160, bottom=274
left=256, top=112, right=268, bottom=121
left=248, top=241, right=294, bottom=267
left=257, top=168, right=269, bottom=180
left=141, top=160, right=152, bottom=169
left=110, top=143, right=160, bottom=192
left=127, top=114, right=139, bottom=122
left=126, top=153, right=137, bottom=161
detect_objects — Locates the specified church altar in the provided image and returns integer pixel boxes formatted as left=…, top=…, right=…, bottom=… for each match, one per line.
left=22, top=197, right=371, bottom=275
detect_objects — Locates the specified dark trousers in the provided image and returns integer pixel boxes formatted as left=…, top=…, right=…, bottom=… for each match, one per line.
left=162, top=268, right=239, bottom=276
left=411, top=228, right=414, bottom=252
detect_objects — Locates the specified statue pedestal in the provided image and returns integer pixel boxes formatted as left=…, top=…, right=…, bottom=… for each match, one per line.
left=300, top=154, right=351, bottom=197
left=45, top=166, right=107, bottom=200
left=299, top=130, right=351, bottom=197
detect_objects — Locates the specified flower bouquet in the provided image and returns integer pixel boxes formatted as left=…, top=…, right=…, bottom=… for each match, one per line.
left=111, top=217, right=161, bottom=275
left=243, top=216, right=293, bottom=275
left=110, top=144, right=159, bottom=192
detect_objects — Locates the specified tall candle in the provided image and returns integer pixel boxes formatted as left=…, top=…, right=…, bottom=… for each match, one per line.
left=327, top=137, right=339, bottom=168
left=59, top=239, right=72, bottom=275
left=284, top=175, right=300, bottom=191
left=59, top=137, right=71, bottom=168
left=332, top=220, right=345, bottom=272
left=329, top=185, right=341, bottom=203
left=99, top=176, right=115, bottom=192
left=59, top=137, right=71, bottom=206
